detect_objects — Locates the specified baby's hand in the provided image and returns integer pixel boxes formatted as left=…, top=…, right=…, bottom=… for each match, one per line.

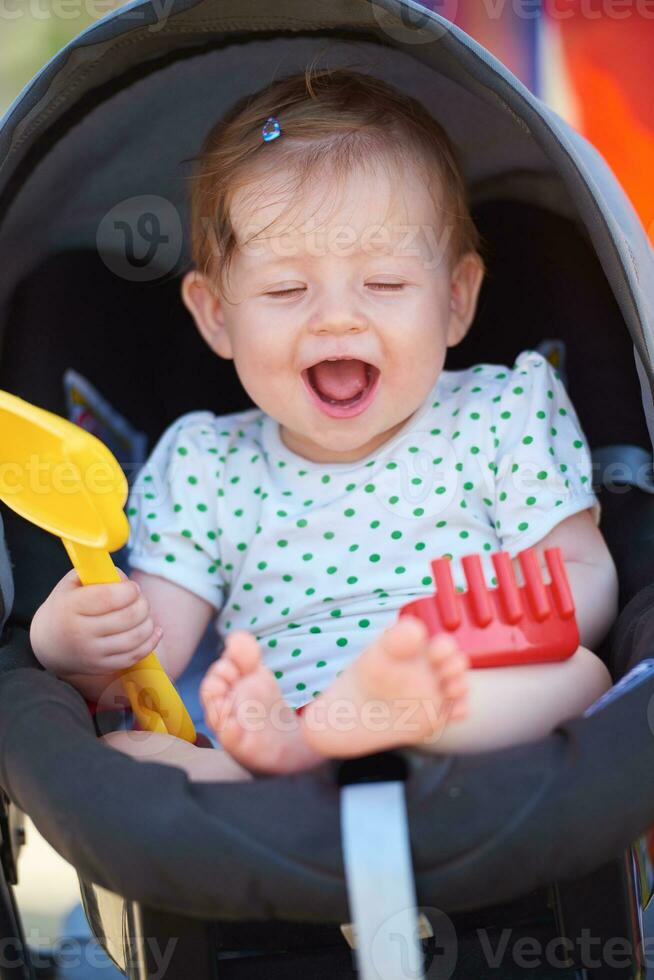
left=30, top=568, right=162, bottom=677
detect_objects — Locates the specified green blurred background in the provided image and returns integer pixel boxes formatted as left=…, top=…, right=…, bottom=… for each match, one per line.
left=0, top=1, right=124, bottom=116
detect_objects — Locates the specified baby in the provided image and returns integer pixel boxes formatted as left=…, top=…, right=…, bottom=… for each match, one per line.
left=29, top=67, right=617, bottom=782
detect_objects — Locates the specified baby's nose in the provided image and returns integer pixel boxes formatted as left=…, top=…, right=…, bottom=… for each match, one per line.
left=307, top=308, right=369, bottom=335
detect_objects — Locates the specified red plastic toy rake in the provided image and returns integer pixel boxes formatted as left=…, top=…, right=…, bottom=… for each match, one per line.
left=399, top=547, right=579, bottom=668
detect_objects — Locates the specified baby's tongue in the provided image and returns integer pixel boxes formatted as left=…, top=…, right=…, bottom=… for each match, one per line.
left=309, top=359, right=368, bottom=402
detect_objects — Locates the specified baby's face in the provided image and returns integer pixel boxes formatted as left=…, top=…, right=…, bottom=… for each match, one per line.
left=184, top=160, right=483, bottom=463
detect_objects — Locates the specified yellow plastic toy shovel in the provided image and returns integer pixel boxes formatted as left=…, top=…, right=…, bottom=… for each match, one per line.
left=0, top=390, right=196, bottom=743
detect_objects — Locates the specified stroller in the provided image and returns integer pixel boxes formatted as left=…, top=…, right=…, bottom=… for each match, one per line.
left=2, top=1, right=654, bottom=977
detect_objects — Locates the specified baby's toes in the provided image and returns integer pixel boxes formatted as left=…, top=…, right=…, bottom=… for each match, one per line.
left=199, top=667, right=228, bottom=704
left=223, top=630, right=262, bottom=676
left=381, top=616, right=429, bottom=660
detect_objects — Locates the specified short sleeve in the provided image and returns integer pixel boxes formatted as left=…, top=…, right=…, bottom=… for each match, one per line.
left=126, top=412, right=225, bottom=610
left=491, top=350, right=600, bottom=555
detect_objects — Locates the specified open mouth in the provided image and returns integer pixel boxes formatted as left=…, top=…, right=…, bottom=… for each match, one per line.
left=301, top=358, right=381, bottom=419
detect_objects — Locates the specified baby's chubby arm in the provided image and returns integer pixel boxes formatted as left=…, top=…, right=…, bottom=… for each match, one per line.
left=517, top=509, right=618, bottom=651
left=30, top=568, right=214, bottom=703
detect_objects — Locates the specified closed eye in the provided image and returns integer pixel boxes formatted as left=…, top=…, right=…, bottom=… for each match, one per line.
left=266, top=287, right=305, bottom=297
left=265, top=282, right=407, bottom=298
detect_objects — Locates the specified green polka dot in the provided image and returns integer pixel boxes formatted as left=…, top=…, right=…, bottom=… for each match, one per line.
left=197, top=503, right=207, bottom=512
left=464, top=481, right=474, bottom=491
left=415, top=542, right=426, bottom=551
left=358, top=619, right=370, bottom=628
left=283, top=574, right=293, bottom=582
left=369, top=553, right=380, bottom=563
left=370, top=520, right=380, bottom=529
left=364, top=484, right=375, bottom=493
left=413, top=508, right=424, bottom=517
left=513, top=386, right=524, bottom=395
left=518, top=521, right=529, bottom=531
left=264, top=596, right=274, bottom=604
left=181, top=529, right=192, bottom=538
left=243, top=583, right=253, bottom=591
left=324, top=531, right=335, bottom=540
left=347, top=576, right=358, bottom=585
left=346, top=483, right=356, bottom=491
left=327, top=566, right=337, bottom=574
left=309, top=626, right=321, bottom=634
left=330, top=609, right=342, bottom=617
left=165, top=554, right=176, bottom=563
left=573, top=440, right=583, bottom=449
left=277, top=539, right=288, bottom=547
left=459, top=531, right=469, bottom=539
left=127, top=507, right=137, bottom=516
left=177, top=447, right=188, bottom=456
left=150, top=533, right=160, bottom=543
left=537, top=410, right=546, bottom=419
left=391, top=530, right=402, bottom=540
left=237, top=542, right=247, bottom=551
left=306, top=587, right=315, bottom=596
left=522, top=436, right=533, bottom=445
left=302, top=553, right=313, bottom=561
left=470, top=412, right=480, bottom=420
left=395, top=566, right=406, bottom=574
left=499, top=491, right=507, bottom=502
left=421, top=576, right=433, bottom=586
left=526, top=497, right=536, bottom=506
left=388, top=496, right=399, bottom=505
left=336, top=638, right=348, bottom=647
left=274, top=671, right=283, bottom=679
left=344, top=508, right=355, bottom=517
left=292, top=650, right=302, bottom=658
left=386, top=462, right=398, bottom=470
left=559, top=408, right=567, bottom=416
left=501, top=411, right=511, bottom=420
left=537, top=471, right=548, bottom=480
left=321, top=475, right=331, bottom=484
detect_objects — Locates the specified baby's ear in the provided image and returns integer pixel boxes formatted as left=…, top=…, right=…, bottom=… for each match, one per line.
left=181, top=271, right=233, bottom=359
left=446, top=251, right=485, bottom=348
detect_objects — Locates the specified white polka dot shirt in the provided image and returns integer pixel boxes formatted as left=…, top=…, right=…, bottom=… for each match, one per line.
left=127, top=350, right=600, bottom=709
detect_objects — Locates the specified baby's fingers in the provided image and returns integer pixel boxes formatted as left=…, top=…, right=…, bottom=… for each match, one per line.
left=99, top=617, right=161, bottom=659
left=74, top=579, right=141, bottom=617
left=89, top=596, right=154, bottom=638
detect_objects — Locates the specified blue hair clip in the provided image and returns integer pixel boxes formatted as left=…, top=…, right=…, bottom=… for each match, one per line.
left=262, top=116, right=281, bottom=142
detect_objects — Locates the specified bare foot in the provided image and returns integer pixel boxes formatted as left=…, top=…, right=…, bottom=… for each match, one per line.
left=299, top=616, right=470, bottom=758
left=199, top=631, right=324, bottom=775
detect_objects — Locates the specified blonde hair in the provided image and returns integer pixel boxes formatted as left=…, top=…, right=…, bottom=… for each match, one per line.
left=185, top=64, right=481, bottom=298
